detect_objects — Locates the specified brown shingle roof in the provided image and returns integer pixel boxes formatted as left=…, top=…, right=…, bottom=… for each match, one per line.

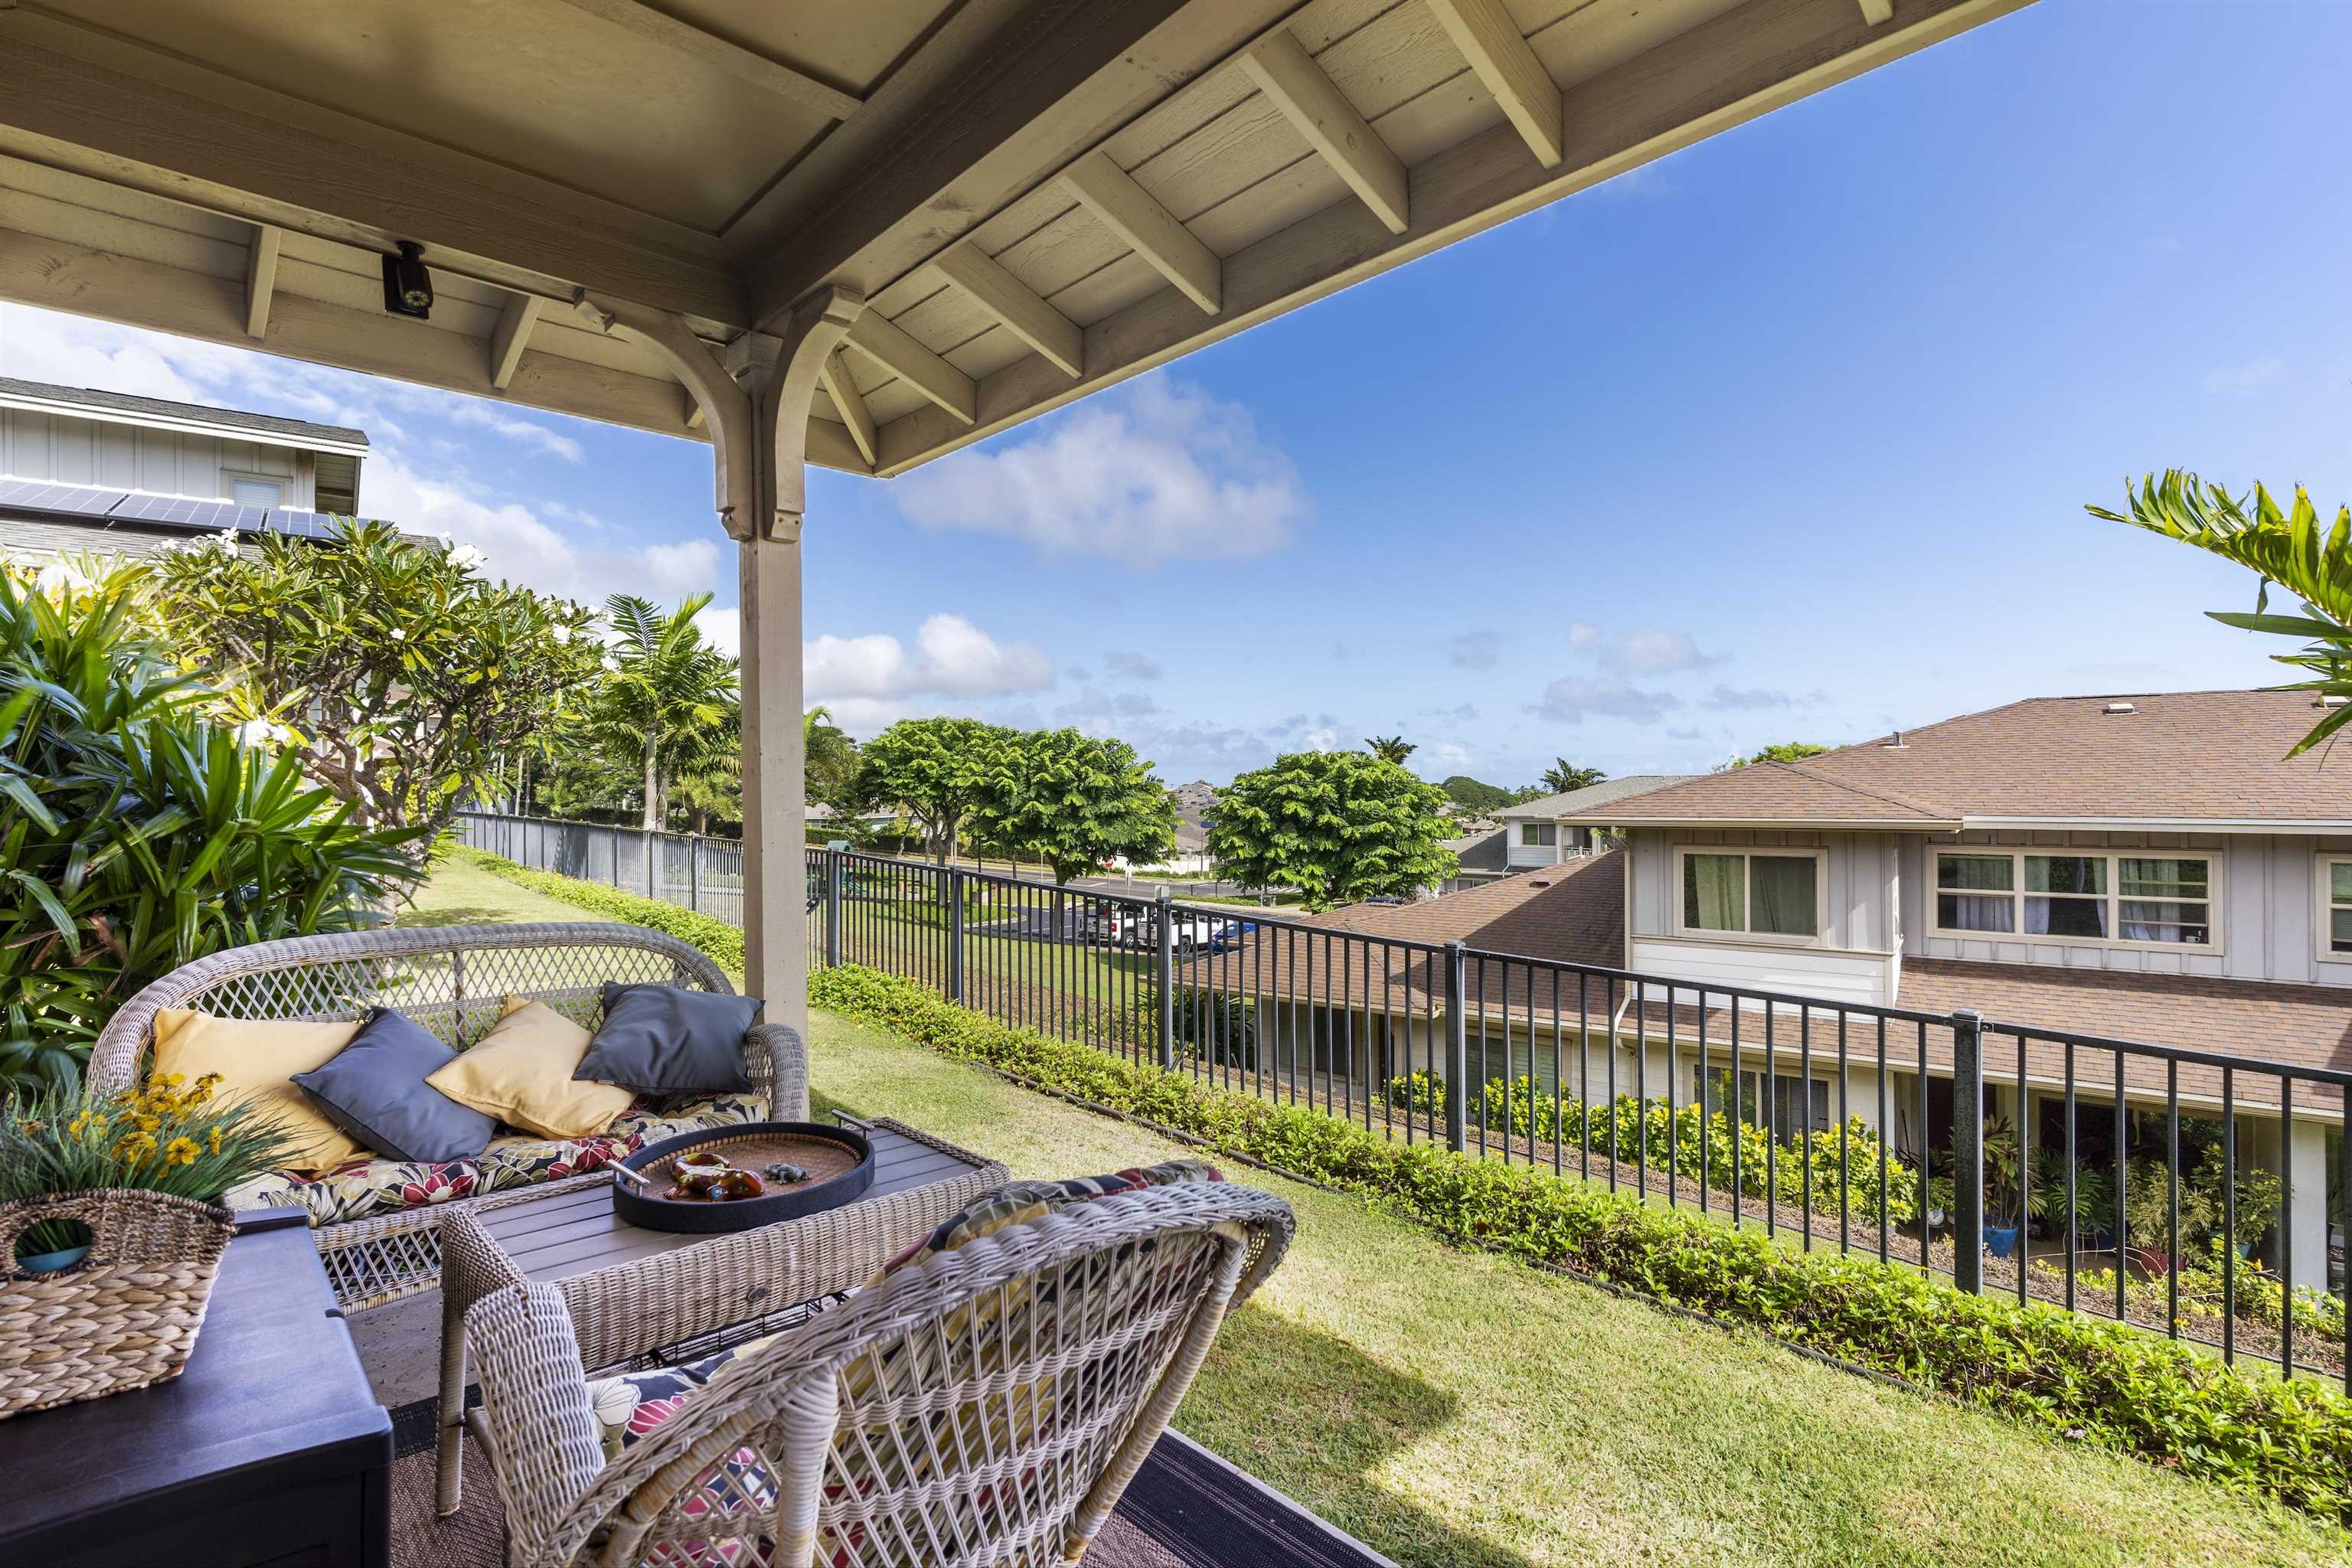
left=1567, top=691, right=2351, bottom=825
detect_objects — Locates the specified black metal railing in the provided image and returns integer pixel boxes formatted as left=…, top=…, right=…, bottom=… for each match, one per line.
left=456, top=812, right=2348, bottom=1384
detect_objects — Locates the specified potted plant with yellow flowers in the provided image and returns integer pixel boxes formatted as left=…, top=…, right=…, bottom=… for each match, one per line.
left=0, top=1073, right=299, bottom=1416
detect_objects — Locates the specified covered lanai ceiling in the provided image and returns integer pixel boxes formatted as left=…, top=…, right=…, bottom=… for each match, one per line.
left=0, top=0, right=2030, bottom=480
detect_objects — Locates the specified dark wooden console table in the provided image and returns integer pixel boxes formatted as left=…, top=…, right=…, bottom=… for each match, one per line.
left=0, top=1207, right=392, bottom=1567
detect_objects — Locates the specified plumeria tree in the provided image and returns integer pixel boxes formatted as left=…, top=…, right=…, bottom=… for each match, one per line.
left=1207, top=750, right=1455, bottom=910
left=142, top=521, right=598, bottom=878
left=2090, top=470, right=2352, bottom=755
left=970, top=728, right=1175, bottom=884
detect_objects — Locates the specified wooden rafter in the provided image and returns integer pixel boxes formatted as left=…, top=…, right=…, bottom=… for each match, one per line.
left=546, top=0, right=861, bottom=119
left=1240, top=31, right=1408, bottom=235
left=1425, top=0, right=1563, bottom=168
left=820, top=347, right=878, bottom=466
left=1060, top=150, right=1220, bottom=315
left=242, top=222, right=279, bottom=339
left=844, top=309, right=976, bottom=425
left=932, top=242, right=1083, bottom=377
left=488, top=292, right=542, bottom=390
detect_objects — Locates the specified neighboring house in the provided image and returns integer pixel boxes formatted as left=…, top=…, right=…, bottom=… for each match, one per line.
left=1440, top=825, right=1511, bottom=893
left=0, top=377, right=368, bottom=560
left=1114, top=818, right=1214, bottom=876
left=1182, top=691, right=2350, bottom=1286
left=1498, top=775, right=1694, bottom=870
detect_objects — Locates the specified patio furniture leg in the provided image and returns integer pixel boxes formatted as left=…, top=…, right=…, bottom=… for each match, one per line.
left=436, top=1276, right=469, bottom=1515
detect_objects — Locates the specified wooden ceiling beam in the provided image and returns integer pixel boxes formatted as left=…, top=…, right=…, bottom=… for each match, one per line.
left=1060, top=150, right=1220, bottom=315
left=488, top=292, right=542, bottom=391
left=1425, top=0, right=1563, bottom=169
left=844, top=309, right=977, bottom=425
left=820, top=347, right=878, bottom=467
left=1240, top=30, right=1409, bottom=236
left=931, top=242, right=1083, bottom=377
left=546, top=0, right=862, bottom=120
left=242, top=222, right=279, bottom=339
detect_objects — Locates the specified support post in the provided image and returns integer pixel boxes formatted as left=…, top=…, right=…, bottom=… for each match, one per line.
left=946, top=867, right=968, bottom=1002
left=1444, top=941, right=1468, bottom=1154
left=2288, top=1115, right=2328, bottom=1291
left=1155, top=888, right=1176, bottom=1070
left=824, top=850, right=843, bottom=969
left=1951, top=1008, right=1986, bottom=1293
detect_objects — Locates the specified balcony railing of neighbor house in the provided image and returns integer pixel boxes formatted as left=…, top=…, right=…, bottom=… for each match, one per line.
left=456, top=810, right=2351, bottom=1387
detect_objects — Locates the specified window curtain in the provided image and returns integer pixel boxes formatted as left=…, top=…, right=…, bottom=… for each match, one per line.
left=1683, top=854, right=1743, bottom=930
left=1941, top=894, right=2011, bottom=932
left=1749, top=856, right=1817, bottom=936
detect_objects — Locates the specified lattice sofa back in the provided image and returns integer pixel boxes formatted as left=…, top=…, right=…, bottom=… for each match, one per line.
left=88, top=922, right=735, bottom=1093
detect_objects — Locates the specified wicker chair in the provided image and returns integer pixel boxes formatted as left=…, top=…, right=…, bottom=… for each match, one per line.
left=89, top=923, right=807, bottom=1313
left=456, top=1181, right=1294, bottom=1568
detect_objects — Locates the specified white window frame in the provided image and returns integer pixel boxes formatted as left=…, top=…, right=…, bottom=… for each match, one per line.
left=1671, top=845, right=1828, bottom=946
left=1929, top=847, right=2224, bottom=955
left=1521, top=822, right=1557, bottom=848
left=2319, top=854, right=2352, bottom=963
left=223, top=469, right=286, bottom=509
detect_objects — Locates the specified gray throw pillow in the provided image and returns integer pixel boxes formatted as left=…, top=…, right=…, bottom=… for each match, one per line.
left=575, top=982, right=760, bottom=1096
left=292, top=1008, right=498, bottom=1164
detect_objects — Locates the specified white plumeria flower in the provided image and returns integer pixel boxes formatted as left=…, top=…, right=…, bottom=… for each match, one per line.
left=447, top=544, right=486, bottom=570
left=211, top=528, right=240, bottom=553
left=389, top=627, right=407, bottom=642
left=234, top=719, right=276, bottom=748
left=551, top=623, right=573, bottom=644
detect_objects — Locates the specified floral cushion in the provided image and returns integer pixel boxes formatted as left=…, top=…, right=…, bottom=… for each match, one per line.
left=221, top=1092, right=766, bottom=1227
left=583, top=1333, right=787, bottom=1568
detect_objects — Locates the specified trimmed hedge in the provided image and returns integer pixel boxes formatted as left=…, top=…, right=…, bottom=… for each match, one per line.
left=443, top=845, right=746, bottom=976
left=811, top=962, right=2352, bottom=1525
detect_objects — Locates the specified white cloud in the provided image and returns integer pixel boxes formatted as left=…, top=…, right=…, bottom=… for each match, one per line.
left=1449, top=631, right=1501, bottom=670
left=1702, top=684, right=1795, bottom=710
left=1301, top=727, right=1339, bottom=750
left=804, top=614, right=1052, bottom=702
left=440, top=401, right=583, bottom=462
left=893, top=375, right=1307, bottom=567
left=2203, top=356, right=2284, bottom=397
left=1530, top=677, right=1681, bottom=725
left=1102, top=649, right=1163, bottom=681
left=1426, top=740, right=1472, bottom=767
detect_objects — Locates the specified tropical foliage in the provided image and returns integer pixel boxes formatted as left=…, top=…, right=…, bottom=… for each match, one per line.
left=1539, top=758, right=1607, bottom=794
left=1364, top=734, right=1416, bottom=764
left=1731, top=741, right=1831, bottom=767
left=142, top=520, right=596, bottom=873
left=583, top=592, right=739, bottom=831
left=969, top=728, right=1174, bottom=884
left=1207, top=750, right=1455, bottom=910
left=2089, top=469, right=2352, bottom=755
left=0, top=569, right=411, bottom=1093
left=851, top=717, right=1015, bottom=864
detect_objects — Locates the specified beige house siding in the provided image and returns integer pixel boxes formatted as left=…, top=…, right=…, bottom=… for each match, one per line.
left=2, top=407, right=311, bottom=507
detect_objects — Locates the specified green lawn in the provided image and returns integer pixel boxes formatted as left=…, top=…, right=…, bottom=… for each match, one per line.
left=404, top=862, right=2348, bottom=1567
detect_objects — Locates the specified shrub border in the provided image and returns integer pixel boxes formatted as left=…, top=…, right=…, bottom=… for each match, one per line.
left=443, top=844, right=745, bottom=977
left=808, top=962, right=2352, bottom=1526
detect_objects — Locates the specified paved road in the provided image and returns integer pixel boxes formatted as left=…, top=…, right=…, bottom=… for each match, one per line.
left=861, top=854, right=1287, bottom=903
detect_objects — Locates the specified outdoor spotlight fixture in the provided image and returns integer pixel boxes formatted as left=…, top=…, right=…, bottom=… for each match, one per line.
left=381, top=241, right=434, bottom=319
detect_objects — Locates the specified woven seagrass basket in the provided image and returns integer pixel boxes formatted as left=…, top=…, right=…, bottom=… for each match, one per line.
left=0, top=1188, right=237, bottom=1418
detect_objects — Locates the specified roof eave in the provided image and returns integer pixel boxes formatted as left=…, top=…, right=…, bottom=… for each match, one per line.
left=1586, top=815, right=1965, bottom=831
left=0, top=390, right=371, bottom=457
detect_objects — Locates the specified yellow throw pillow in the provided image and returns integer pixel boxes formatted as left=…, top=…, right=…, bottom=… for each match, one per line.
left=150, top=1009, right=368, bottom=1174
left=425, top=996, right=635, bottom=1140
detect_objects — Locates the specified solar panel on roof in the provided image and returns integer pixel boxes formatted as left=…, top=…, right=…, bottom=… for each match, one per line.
left=0, top=479, right=129, bottom=518
left=106, top=492, right=256, bottom=534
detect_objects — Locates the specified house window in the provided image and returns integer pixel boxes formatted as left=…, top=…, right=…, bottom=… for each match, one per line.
left=2322, top=856, right=2352, bottom=959
left=1676, top=848, right=1821, bottom=940
left=1932, top=849, right=2216, bottom=949
left=1521, top=824, right=1556, bottom=848
left=230, top=477, right=283, bottom=509
left=1695, top=1067, right=1831, bottom=1145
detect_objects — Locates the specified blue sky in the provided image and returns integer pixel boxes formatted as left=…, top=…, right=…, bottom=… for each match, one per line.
left=8, top=0, right=2347, bottom=789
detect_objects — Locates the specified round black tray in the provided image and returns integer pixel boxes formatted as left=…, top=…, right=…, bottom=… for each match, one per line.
left=613, top=1120, right=875, bottom=1233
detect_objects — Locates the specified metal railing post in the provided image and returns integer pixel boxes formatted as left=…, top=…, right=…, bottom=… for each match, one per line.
left=1155, top=888, right=1176, bottom=1070
left=646, top=830, right=658, bottom=903
left=688, top=836, right=701, bottom=913
left=947, top=867, right=967, bottom=1002
left=1951, top=1007, right=1986, bottom=1293
left=610, top=824, right=622, bottom=887
left=824, top=851, right=844, bottom=969
left=1444, top=941, right=1468, bottom=1155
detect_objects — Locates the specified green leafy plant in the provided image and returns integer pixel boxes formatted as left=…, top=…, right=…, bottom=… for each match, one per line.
left=0, top=570, right=413, bottom=1093
left=1207, top=750, right=1455, bottom=910
left=448, top=846, right=743, bottom=977
left=2088, top=471, right=2351, bottom=755
left=1364, top=735, right=1415, bottom=765
left=811, top=962, right=2352, bottom=1524
left=852, top=717, right=1016, bottom=865
left=141, top=521, right=598, bottom=878
left=1539, top=760, right=1607, bottom=794
left=585, top=593, right=739, bottom=831
left=1, top=1073, right=303, bottom=1261
left=1730, top=742, right=1831, bottom=769
left=969, top=727, right=1174, bottom=885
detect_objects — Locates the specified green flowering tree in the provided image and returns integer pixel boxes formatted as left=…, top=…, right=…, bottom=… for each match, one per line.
left=1207, top=750, right=1455, bottom=910
left=142, top=521, right=597, bottom=876
left=970, top=728, right=1175, bottom=884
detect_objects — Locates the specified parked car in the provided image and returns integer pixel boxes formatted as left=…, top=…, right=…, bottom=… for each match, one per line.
left=1087, top=903, right=1228, bottom=952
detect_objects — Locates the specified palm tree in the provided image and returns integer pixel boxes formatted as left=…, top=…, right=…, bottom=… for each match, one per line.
left=2089, top=471, right=2352, bottom=755
left=592, top=593, right=739, bottom=831
left=804, top=705, right=860, bottom=807
left=1365, top=734, right=1416, bottom=765
left=1540, top=758, right=1606, bottom=794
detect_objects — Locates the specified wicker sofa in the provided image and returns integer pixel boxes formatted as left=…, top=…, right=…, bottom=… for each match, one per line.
left=89, top=923, right=805, bottom=1313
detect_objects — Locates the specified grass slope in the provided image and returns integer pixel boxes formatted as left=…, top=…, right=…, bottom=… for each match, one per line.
left=406, top=861, right=2344, bottom=1566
